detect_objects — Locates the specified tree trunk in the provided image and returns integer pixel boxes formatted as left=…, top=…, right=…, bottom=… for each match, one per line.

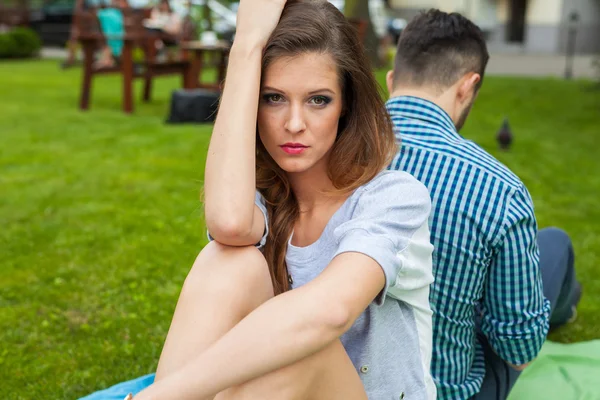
left=345, top=0, right=381, bottom=66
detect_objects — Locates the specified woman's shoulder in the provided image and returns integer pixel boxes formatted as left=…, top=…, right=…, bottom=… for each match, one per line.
left=355, top=170, right=431, bottom=206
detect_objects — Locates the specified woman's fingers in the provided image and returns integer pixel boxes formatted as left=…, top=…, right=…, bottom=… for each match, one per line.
left=235, top=0, right=287, bottom=49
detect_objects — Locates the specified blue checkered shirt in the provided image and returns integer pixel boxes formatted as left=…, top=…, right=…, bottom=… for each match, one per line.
left=386, top=96, right=550, bottom=399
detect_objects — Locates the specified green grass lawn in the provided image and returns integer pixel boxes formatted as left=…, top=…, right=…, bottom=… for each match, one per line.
left=1, top=60, right=599, bottom=399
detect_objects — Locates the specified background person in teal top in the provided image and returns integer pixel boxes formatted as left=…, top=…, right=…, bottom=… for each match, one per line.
left=95, top=0, right=128, bottom=68
left=63, top=0, right=131, bottom=69
left=63, top=0, right=112, bottom=68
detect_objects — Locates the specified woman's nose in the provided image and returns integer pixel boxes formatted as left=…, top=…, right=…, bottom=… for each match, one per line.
left=284, top=105, right=307, bottom=134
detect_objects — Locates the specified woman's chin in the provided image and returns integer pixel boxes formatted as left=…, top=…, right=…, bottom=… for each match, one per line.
left=276, top=159, right=314, bottom=174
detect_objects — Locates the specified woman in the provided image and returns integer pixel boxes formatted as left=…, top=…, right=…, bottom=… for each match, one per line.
left=145, top=0, right=183, bottom=39
left=62, top=0, right=113, bottom=68
left=61, top=0, right=120, bottom=69
left=134, top=0, right=435, bottom=399
left=94, top=0, right=129, bottom=68
left=143, top=0, right=184, bottom=59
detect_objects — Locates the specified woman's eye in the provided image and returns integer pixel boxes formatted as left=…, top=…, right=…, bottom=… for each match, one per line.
left=264, top=94, right=283, bottom=103
left=310, top=96, right=331, bottom=106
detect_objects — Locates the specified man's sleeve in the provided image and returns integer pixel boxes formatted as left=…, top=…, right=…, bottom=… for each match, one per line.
left=481, top=185, right=551, bottom=366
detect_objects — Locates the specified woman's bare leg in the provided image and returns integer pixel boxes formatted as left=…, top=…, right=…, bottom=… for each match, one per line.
left=215, top=339, right=367, bottom=400
left=93, top=46, right=116, bottom=69
left=155, top=241, right=367, bottom=399
left=155, top=241, right=274, bottom=380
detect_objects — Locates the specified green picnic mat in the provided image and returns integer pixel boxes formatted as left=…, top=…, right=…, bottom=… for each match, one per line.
left=509, top=340, right=600, bottom=400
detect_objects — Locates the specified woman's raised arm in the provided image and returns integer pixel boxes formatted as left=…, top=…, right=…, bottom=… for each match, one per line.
left=203, top=0, right=286, bottom=246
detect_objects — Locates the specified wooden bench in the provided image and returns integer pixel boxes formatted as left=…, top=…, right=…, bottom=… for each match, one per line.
left=75, top=5, right=194, bottom=114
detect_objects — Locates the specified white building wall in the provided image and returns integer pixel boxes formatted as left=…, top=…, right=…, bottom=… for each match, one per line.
left=558, top=0, right=600, bottom=53
left=527, top=0, right=563, bottom=24
left=389, top=0, right=599, bottom=54
left=495, top=0, right=508, bottom=22
left=390, top=0, right=436, bottom=8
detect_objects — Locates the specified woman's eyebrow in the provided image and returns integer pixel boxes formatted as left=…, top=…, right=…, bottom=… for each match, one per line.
left=261, top=86, right=284, bottom=93
left=308, top=88, right=335, bottom=95
left=260, top=87, right=336, bottom=96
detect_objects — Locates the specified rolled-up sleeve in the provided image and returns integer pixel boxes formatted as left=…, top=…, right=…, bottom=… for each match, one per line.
left=252, top=191, right=269, bottom=249
left=333, top=172, right=432, bottom=305
left=482, top=185, right=551, bottom=365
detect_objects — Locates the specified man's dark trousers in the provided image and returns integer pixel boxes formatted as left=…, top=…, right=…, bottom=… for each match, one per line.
left=473, top=227, right=580, bottom=400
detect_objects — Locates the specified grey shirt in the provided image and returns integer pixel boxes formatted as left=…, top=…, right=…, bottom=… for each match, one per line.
left=254, top=171, right=436, bottom=399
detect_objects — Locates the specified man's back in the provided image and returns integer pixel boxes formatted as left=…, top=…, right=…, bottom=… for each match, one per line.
left=387, top=96, right=549, bottom=399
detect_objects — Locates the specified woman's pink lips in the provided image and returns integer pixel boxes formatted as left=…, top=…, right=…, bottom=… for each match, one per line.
left=280, top=143, right=308, bottom=155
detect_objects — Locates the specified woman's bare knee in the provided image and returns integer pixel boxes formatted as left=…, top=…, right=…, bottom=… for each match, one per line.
left=155, top=243, right=273, bottom=381
left=181, top=241, right=274, bottom=313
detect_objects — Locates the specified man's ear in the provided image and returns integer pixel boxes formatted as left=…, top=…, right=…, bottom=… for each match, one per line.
left=457, top=73, right=480, bottom=103
left=386, top=70, right=395, bottom=95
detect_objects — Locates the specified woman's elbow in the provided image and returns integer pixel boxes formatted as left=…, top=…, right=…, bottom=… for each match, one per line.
left=316, top=303, right=353, bottom=337
left=206, top=218, right=253, bottom=244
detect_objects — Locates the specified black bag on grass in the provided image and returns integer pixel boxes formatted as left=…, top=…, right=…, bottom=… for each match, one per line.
left=166, top=89, right=220, bottom=124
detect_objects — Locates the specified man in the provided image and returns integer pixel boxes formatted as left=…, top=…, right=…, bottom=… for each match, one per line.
left=385, top=9, right=581, bottom=399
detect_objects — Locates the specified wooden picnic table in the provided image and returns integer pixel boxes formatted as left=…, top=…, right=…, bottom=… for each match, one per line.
left=180, top=40, right=231, bottom=91
left=74, top=6, right=195, bottom=114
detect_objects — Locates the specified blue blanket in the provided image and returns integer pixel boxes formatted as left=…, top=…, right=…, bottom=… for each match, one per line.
left=78, top=374, right=155, bottom=400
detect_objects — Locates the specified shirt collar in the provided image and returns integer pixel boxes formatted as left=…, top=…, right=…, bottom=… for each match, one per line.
left=385, top=96, right=458, bottom=136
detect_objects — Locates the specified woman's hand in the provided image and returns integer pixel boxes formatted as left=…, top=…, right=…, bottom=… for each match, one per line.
left=234, top=0, right=287, bottom=49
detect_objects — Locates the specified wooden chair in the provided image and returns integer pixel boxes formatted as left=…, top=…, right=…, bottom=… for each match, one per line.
left=74, top=4, right=193, bottom=114
left=0, top=0, right=29, bottom=28
left=141, top=16, right=197, bottom=103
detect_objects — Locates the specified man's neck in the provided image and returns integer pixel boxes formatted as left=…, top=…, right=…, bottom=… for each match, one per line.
left=389, top=88, right=456, bottom=125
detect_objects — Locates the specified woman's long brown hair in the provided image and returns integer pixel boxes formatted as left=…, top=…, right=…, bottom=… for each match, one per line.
left=256, top=0, right=398, bottom=295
